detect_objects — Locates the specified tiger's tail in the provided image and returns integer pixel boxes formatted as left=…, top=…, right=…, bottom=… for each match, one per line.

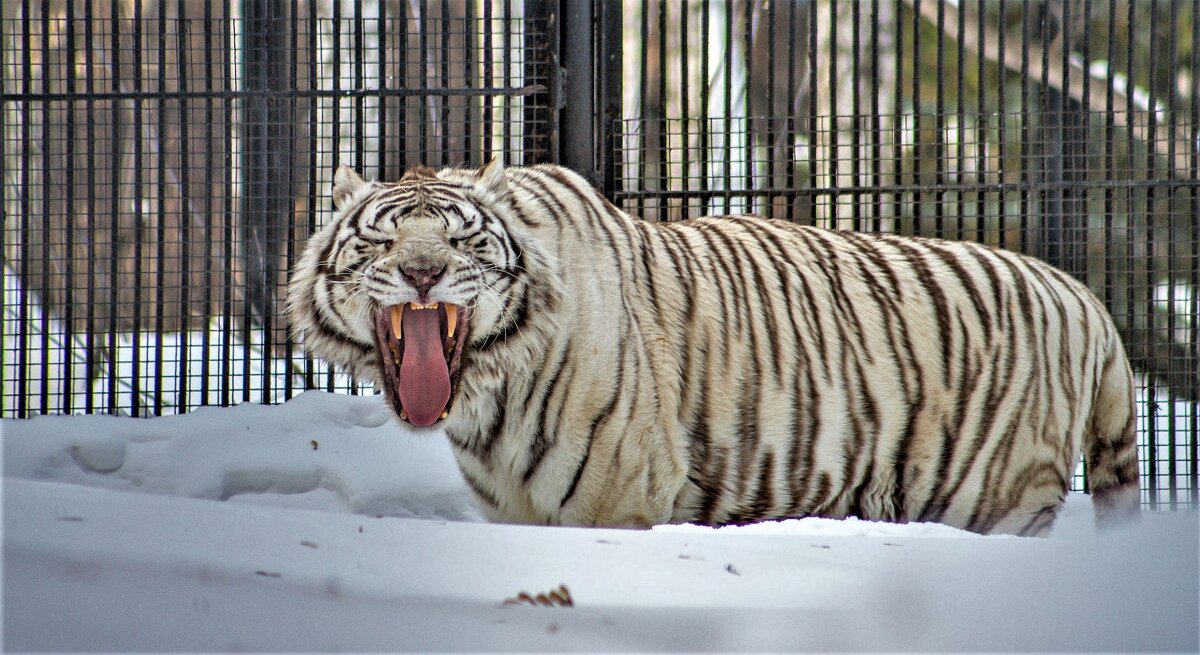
left=1086, top=339, right=1141, bottom=527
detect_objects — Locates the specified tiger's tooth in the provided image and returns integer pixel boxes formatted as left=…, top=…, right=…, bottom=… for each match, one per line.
left=440, top=410, right=448, bottom=419
left=446, top=304, right=458, bottom=338
left=400, top=409, right=408, bottom=421
left=408, top=302, right=440, bottom=310
left=390, top=305, right=403, bottom=340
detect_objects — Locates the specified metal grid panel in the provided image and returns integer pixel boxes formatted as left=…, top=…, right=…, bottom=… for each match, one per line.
left=2, top=0, right=1196, bottom=512
left=615, top=1, right=1198, bottom=510
left=2, top=0, right=549, bottom=417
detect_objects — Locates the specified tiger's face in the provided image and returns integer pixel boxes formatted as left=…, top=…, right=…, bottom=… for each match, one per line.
left=288, top=160, right=528, bottom=428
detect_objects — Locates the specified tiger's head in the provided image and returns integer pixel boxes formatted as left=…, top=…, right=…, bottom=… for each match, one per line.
left=288, top=158, right=550, bottom=428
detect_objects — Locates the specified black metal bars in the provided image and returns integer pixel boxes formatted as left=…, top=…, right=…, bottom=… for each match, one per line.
left=2, top=1, right=550, bottom=417
left=1, top=0, right=1196, bottom=511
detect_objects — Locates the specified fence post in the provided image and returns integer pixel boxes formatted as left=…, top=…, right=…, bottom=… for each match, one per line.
left=596, top=0, right=622, bottom=199
left=241, top=0, right=293, bottom=345
left=550, top=0, right=621, bottom=195
left=524, top=0, right=559, bottom=164
left=1037, top=7, right=1087, bottom=281
left=557, top=1, right=593, bottom=180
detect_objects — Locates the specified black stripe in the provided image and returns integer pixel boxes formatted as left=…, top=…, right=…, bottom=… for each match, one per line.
left=545, top=167, right=629, bottom=239
left=749, top=450, right=776, bottom=520
left=700, top=224, right=768, bottom=514
left=918, top=425, right=958, bottom=522
left=810, top=472, right=835, bottom=516
left=691, top=221, right=745, bottom=333
left=747, top=222, right=807, bottom=347
left=683, top=358, right=714, bottom=518
left=311, top=312, right=373, bottom=354
left=923, top=240, right=993, bottom=344
left=343, top=196, right=378, bottom=232
left=889, top=238, right=953, bottom=386
left=549, top=171, right=643, bottom=328
left=921, top=343, right=1016, bottom=523
left=370, top=198, right=416, bottom=227
left=657, top=224, right=699, bottom=324
left=559, top=350, right=626, bottom=509
left=654, top=226, right=700, bottom=419
left=732, top=374, right=761, bottom=515
left=514, top=169, right=589, bottom=242
left=633, top=222, right=662, bottom=314
left=786, top=229, right=834, bottom=380
left=754, top=224, right=835, bottom=385
left=1024, top=262, right=1080, bottom=422
left=807, top=230, right=872, bottom=365
left=698, top=445, right=730, bottom=524
left=733, top=220, right=788, bottom=384
left=1017, top=504, right=1059, bottom=537
left=475, top=282, right=531, bottom=350
left=836, top=334, right=875, bottom=512
left=724, top=221, right=776, bottom=341
left=841, top=231, right=903, bottom=298
left=316, top=277, right=370, bottom=345
left=952, top=309, right=985, bottom=429
left=477, top=379, right=509, bottom=467
left=783, top=363, right=814, bottom=515
left=522, top=341, right=573, bottom=483
left=459, top=467, right=501, bottom=510
left=801, top=231, right=879, bottom=512
left=963, top=244, right=1005, bottom=336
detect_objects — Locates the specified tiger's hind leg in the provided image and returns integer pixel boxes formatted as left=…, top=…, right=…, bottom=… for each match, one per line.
left=1085, top=349, right=1141, bottom=527
left=985, top=479, right=1070, bottom=536
left=1004, top=499, right=1064, bottom=537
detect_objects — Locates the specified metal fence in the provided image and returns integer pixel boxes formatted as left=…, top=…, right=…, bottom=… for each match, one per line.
left=2, top=0, right=551, bottom=413
left=3, top=1, right=1196, bottom=510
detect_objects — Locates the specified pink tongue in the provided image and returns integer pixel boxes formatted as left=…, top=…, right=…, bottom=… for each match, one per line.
left=398, top=307, right=450, bottom=426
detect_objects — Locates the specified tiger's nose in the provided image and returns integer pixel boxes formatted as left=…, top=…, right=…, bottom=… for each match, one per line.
left=400, top=264, right=446, bottom=298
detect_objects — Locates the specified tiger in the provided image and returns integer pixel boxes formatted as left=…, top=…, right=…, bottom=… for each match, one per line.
left=286, top=158, right=1141, bottom=535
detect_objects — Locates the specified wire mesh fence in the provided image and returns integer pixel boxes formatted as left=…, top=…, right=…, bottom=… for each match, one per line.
left=2, top=0, right=1197, bottom=510
left=3, top=0, right=551, bottom=415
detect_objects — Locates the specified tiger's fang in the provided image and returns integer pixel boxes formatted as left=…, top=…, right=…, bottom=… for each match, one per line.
left=390, top=305, right=403, bottom=340
left=446, top=304, right=458, bottom=338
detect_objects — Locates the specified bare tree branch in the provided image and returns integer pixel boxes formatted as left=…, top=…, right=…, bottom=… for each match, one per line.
left=904, top=0, right=1193, bottom=173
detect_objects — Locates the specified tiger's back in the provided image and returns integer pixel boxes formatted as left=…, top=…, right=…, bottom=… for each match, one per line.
left=289, top=161, right=1140, bottom=535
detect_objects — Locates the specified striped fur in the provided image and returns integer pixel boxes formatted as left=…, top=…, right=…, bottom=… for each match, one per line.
left=288, top=160, right=1140, bottom=535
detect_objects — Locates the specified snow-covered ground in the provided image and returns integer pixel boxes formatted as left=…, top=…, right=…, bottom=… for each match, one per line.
left=3, top=391, right=1198, bottom=652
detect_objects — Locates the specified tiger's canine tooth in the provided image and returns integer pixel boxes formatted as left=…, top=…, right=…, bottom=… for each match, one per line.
left=446, top=303, right=458, bottom=338
left=390, top=305, right=403, bottom=340
left=440, top=410, right=448, bottom=419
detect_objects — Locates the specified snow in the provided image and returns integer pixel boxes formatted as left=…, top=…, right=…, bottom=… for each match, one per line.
left=4, top=391, right=1198, bottom=652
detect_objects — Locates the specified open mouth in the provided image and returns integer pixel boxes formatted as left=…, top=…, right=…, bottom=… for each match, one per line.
left=374, top=302, right=469, bottom=427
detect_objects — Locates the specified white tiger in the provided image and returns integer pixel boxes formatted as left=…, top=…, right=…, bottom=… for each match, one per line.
left=287, top=159, right=1140, bottom=535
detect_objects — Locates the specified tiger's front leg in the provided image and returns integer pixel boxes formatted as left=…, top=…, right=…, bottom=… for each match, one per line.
left=445, top=405, right=685, bottom=528
left=550, top=418, right=687, bottom=529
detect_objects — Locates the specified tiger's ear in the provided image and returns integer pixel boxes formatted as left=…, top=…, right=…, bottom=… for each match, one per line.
left=478, top=155, right=508, bottom=197
left=332, top=165, right=366, bottom=211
